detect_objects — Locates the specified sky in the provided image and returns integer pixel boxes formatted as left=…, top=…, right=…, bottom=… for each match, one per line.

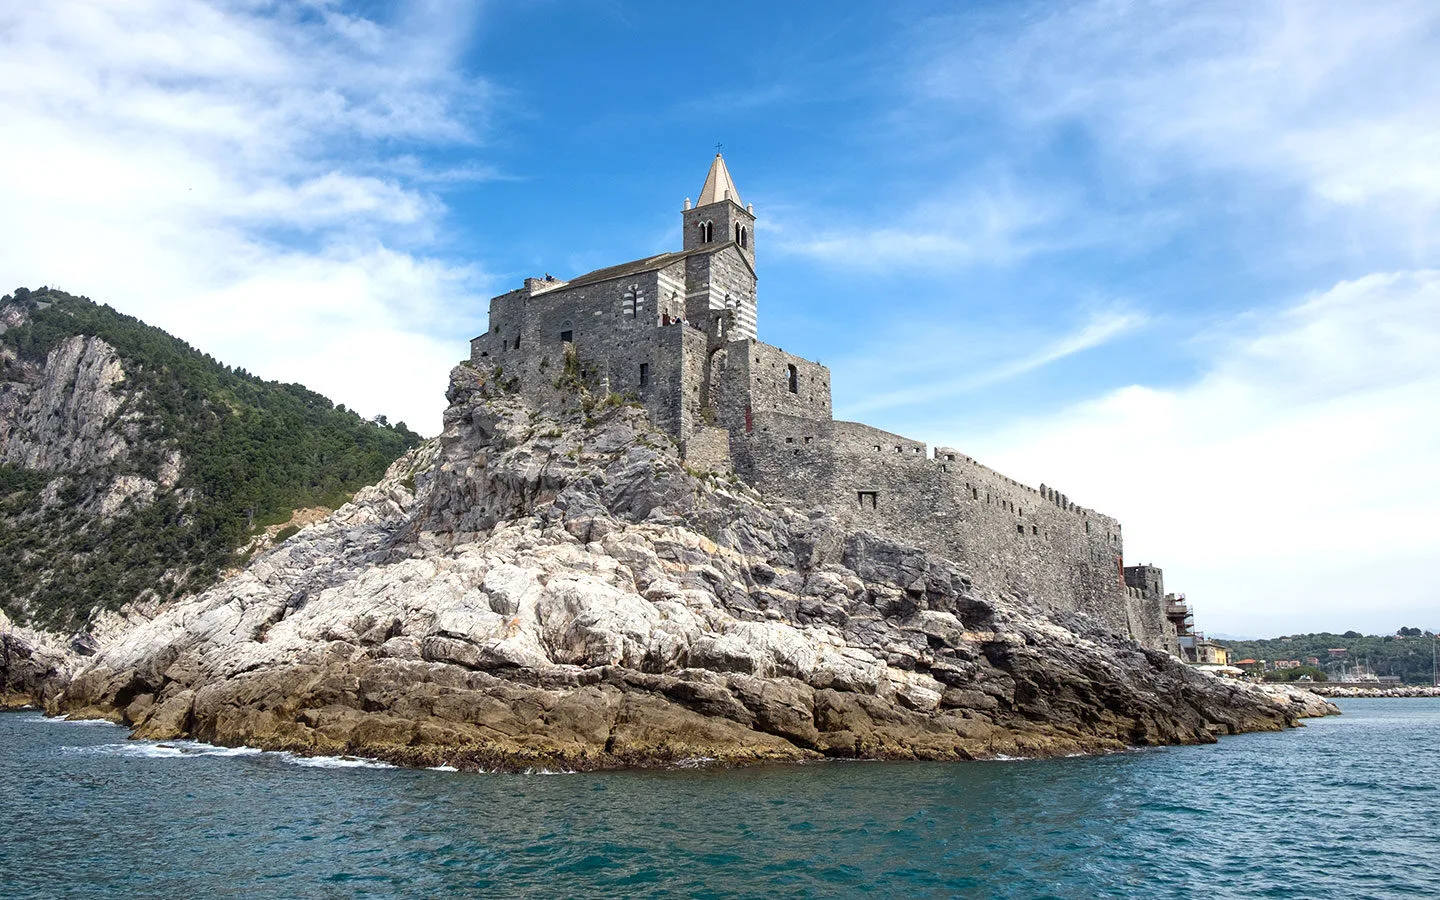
left=1, top=0, right=1436, bottom=638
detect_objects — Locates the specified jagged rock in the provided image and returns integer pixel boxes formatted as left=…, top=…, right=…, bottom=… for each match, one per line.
left=40, top=365, right=1333, bottom=769
left=0, top=335, right=138, bottom=473
left=0, top=608, right=75, bottom=709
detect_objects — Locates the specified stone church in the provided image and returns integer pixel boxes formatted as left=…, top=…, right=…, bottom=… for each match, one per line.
left=470, top=154, right=1190, bottom=653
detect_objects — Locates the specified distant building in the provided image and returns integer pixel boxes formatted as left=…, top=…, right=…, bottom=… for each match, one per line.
left=1305, top=656, right=1320, bottom=666
left=1328, top=648, right=1348, bottom=658
left=1197, top=642, right=1229, bottom=666
left=1275, top=659, right=1302, bottom=669
left=1179, top=634, right=1229, bottom=666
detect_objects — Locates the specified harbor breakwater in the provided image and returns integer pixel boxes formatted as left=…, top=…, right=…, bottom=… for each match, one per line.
left=1306, top=684, right=1440, bottom=699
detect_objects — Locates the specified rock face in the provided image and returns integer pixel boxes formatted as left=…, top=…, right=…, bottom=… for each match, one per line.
left=0, top=288, right=419, bottom=631
left=1, top=334, right=140, bottom=473
left=0, top=327, right=175, bottom=521
left=52, top=364, right=1330, bottom=769
left=0, top=608, right=74, bottom=709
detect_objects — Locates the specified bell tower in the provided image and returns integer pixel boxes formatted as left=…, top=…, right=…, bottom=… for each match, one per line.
left=682, top=152, right=755, bottom=270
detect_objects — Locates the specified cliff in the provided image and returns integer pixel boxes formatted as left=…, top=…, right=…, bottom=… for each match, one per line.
left=44, top=362, right=1332, bottom=769
left=0, top=287, right=420, bottom=632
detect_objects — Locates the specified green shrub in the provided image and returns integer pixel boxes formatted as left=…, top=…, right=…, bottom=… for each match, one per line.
left=273, top=524, right=301, bottom=543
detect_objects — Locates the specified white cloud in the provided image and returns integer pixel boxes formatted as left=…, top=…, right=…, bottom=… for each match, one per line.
left=919, top=0, right=1440, bottom=247
left=836, top=308, right=1147, bottom=418
left=773, top=177, right=1065, bottom=269
left=0, top=0, right=492, bottom=434
left=785, top=2, right=1440, bottom=276
left=960, top=271, right=1440, bottom=636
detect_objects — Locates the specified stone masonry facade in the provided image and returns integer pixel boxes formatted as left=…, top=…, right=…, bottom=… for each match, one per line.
left=470, top=154, right=1184, bottom=654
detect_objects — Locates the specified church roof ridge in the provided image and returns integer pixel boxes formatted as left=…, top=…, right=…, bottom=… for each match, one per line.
left=696, top=153, right=742, bottom=208
left=555, top=240, right=750, bottom=291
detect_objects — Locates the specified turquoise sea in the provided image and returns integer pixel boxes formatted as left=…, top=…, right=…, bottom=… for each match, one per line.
left=2, top=699, right=1437, bottom=898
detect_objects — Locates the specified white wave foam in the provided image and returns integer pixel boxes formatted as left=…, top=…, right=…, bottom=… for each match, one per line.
left=67, top=740, right=266, bottom=759
left=178, top=742, right=265, bottom=758
left=284, top=754, right=397, bottom=770
left=27, top=714, right=123, bottom=726
left=428, top=765, right=460, bottom=772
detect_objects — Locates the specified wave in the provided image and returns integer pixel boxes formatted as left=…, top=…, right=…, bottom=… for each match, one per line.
left=428, top=765, right=461, bottom=772
left=283, top=754, right=397, bottom=770
left=23, top=714, right=123, bottom=727
left=65, top=740, right=266, bottom=759
left=59, top=736, right=397, bottom=769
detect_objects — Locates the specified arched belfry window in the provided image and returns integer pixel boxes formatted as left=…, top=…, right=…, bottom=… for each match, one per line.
left=739, top=225, right=748, bottom=248
left=559, top=320, right=573, bottom=343
left=699, top=220, right=714, bottom=243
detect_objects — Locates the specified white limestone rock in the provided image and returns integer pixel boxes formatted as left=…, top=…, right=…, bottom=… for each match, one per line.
left=39, top=366, right=1329, bottom=768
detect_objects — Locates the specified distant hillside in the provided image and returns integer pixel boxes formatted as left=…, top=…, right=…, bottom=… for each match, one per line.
left=0, top=286, right=421, bottom=631
left=1217, top=631, right=1438, bottom=685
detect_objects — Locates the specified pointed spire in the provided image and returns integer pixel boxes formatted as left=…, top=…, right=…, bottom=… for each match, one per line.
left=696, top=153, right=742, bottom=208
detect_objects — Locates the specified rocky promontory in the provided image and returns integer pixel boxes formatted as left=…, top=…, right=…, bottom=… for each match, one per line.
left=38, top=363, right=1333, bottom=769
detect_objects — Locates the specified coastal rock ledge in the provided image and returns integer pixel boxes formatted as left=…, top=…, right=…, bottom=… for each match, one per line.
left=39, top=364, right=1333, bottom=770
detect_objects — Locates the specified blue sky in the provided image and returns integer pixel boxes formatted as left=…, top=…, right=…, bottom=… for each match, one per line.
left=2, top=1, right=1437, bottom=637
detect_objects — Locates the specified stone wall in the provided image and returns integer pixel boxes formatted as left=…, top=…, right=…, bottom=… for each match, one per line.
left=728, top=410, right=1143, bottom=637
left=469, top=265, right=715, bottom=436
left=684, top=246, right=756, bottom=340
left=682, top=198, right=755, bottom=270
left=1124, top=587, right=1178, bottom=654
left=681, top=426, right=732, bottom=474
left=1124, top=564, right=1164, bottom=598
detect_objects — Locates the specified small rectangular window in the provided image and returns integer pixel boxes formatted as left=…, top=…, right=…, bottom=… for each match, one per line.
left=560, top=330, right=573, bottom=343
left=1017, top=525, right=1025, bottom=535
left=639, top=363, right=649, bottom=387
left=857, top=491, right=878, bottom=510
left=787, top=364, right=798, bottom=393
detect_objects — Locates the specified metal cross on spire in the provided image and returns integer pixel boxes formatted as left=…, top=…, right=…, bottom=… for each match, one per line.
left=715, top=142, right=723, bottom=155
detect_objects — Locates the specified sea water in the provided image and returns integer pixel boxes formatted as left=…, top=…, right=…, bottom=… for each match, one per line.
left=1, top=699, right=1436, bottom=898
